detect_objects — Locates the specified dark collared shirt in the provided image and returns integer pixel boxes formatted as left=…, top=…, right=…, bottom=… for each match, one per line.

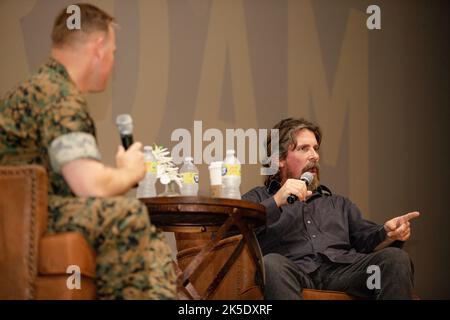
left=243, top=181, right=395, bottom=273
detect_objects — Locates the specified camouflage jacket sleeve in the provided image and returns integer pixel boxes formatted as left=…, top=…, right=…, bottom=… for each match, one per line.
left=39, top=96, right=101, bottom=173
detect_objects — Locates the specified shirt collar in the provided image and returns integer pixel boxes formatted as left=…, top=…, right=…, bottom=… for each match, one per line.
left=41, top=57, right=73, bottom=83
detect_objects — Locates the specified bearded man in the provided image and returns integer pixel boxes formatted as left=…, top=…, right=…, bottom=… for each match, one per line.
left=243, top=118, right=419, bottom=300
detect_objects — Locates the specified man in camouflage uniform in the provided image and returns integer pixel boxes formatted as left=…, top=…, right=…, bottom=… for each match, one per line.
left=0, top=4, right=176, bottom=299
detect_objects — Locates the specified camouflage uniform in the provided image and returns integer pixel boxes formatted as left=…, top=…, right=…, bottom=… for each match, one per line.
left=0, top=58, right=176, bottom=299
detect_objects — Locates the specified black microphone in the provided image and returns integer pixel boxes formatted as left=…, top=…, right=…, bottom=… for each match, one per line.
left=287, top=172, right=314, bottom=204
left=116, top=114, right=134, bottom=150
left=116, top=114, right=138, bottom=188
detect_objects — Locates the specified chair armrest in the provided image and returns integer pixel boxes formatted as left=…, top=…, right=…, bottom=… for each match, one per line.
left=39, top=232, right=96, bottom=278
left=0, top=165, right=49, bottom=299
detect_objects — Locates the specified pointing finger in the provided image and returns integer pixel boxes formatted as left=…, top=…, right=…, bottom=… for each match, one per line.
left=402, top=211, right=420, bottom=223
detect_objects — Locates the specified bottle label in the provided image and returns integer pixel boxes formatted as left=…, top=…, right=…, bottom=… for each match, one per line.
left=146, top=161, right=158, bottom=174
left=223, top=164, right=241, bottom=177
left=182, top=172, right=199, bottom=184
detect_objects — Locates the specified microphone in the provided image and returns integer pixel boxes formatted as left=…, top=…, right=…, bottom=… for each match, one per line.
left=287, top=172, right=314, bottom=204
left=116, top=114, right=138, bottom=188
left=116, top=114, right=134, bottom=150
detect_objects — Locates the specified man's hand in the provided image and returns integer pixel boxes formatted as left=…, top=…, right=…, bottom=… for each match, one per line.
left=115, top=142, right=146, bottom=183
left=384, top=211, right=420, bottom=242
left=273, top=178, right=312, bottom=207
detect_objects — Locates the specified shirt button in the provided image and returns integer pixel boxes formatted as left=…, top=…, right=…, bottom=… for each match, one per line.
left=307, top=220, right=311, bottom=224
left=312, top=234, right=316, bottom=238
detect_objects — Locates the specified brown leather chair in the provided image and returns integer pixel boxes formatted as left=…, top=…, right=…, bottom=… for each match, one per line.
left=0, top=165, right=96, bottom=299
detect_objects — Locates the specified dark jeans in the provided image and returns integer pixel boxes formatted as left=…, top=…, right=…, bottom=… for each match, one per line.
left=263, top=247, right=414, bottom=300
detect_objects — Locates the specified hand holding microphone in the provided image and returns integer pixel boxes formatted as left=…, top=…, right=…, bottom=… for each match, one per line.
left=116, top=114, right=134, bottom=149
left=287, top=172, right=314, bottom=204
left=273, top=172, right=313, bottom=207
left=115, top=114, right=145, bottom=188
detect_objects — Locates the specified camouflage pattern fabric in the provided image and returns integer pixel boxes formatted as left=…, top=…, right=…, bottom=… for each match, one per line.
left=49, top=195, right=175, bottom=299
left=0, top=58, right=176, bottom=299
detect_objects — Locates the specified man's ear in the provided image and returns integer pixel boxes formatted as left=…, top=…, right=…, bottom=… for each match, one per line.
left=92, top=35, right=106, bottom=58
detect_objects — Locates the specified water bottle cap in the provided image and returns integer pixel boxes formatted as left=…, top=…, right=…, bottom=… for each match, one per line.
left=143, top=146, right=153, bottom=152
left=184, top=156, right=193, bottom=162
left=226, top=150, right=235, bottom=155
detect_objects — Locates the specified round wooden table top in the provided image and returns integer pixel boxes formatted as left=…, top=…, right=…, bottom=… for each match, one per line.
left=141, top=196, right=266, bottom=228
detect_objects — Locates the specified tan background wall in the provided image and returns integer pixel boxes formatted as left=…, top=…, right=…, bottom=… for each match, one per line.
left=1, top=0, right=449, bottom=299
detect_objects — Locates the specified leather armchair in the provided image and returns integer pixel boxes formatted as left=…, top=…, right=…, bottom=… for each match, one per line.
left=0, top=165, right=96, bottom=299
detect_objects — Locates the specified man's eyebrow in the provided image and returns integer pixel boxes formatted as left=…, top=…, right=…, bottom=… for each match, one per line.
left=297, top=143, right=319, bottom=149
left=298, top=142, right=316, bottom=146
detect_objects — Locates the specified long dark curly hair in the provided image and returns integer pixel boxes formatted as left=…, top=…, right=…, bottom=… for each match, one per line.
left=264, top=118, right=322, bottom=187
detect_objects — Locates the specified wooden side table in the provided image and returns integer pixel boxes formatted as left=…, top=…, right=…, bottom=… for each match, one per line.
left=141, top=196, right=266, bottom=300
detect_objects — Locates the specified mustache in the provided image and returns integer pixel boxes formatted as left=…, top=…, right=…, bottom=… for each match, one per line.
left=302, top=162, right=320, bottom=174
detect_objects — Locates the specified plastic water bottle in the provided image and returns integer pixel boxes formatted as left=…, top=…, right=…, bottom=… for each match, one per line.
left=136, top=146, right=157, bottom=198
left=179, top=157, right=199, bottom=196
left=222, top=149, right=241, bottom=199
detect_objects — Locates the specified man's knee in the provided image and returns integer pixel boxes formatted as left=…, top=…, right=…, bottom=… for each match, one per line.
left=118, top=197, right=148, bottom=216
left=262, top=253, right=307, bottom=299
left=264, top=253, right=294, bottom=274
left=376, top=247, right=413, bottom=275
left=263, top=253, right=305, bottom=283
left=92, top=197, right=153, bottom=248
left=107, top=197, right=150, bottom=226
left=378, top=247, right=410, bottom=265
